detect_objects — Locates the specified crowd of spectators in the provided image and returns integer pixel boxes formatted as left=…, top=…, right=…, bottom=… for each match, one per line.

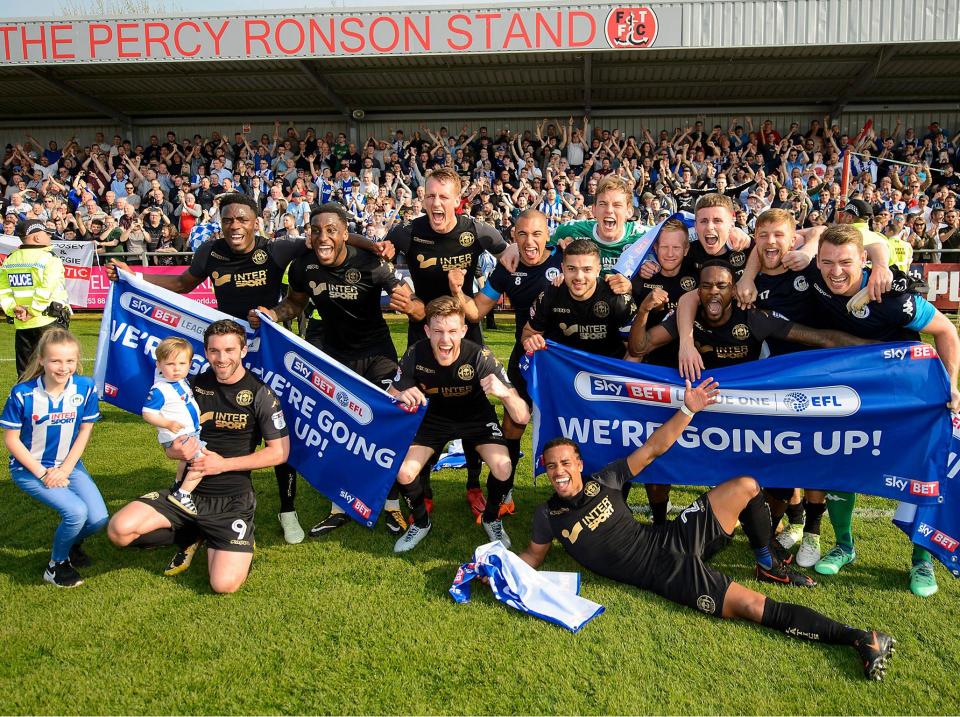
left=2, top=115, right=959, bottom=264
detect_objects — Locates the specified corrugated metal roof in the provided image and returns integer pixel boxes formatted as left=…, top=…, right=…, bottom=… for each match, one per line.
left=2, top=40, right=960, bottom=121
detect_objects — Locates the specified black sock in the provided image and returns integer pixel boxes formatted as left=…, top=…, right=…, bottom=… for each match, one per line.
left=505, top=437, right=522, bottom=483
left=482, top=474, right=510, bottom=523
left=650, top=500, right=669, bottom=526
left=803, top=500, right=826, bottom=535
left=418, top=459, right=436, bottom=500
left=275, top=463, right=297, bottom=513
left=464, top=442, right=482, bottom=490
left=740, top=491, right=774, bottom=567
left=129, top=528, right=176, bottom=549
left=174, top=526, right=201, bottom=550
left=786, top=501, right=805, bottom=526
left=761, top=598, right=866, bottom=646
left=387, top=482, right=400, bottom=501
left=739, top=492, right=773, bottom=550
left=399, top=477, right=429, bottom=527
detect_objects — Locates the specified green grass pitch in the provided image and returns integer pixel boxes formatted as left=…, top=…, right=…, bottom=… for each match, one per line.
left=0, top=316, right=957, bottom=715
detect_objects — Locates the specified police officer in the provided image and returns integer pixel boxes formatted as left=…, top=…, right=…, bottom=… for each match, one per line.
left=0, top=220, right=71, bottom=374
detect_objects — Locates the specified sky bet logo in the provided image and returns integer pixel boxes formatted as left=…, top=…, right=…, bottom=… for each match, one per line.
left=120, top=292, right=207, bottom=339
left=884, top=475, right=940, bottom=497
left=882, top=344, right=937, bottom=360
left=573, top=372, right=860, bottom=417
left=284, top=351, right=372, bottom=425
left=917, top=523, right=959, bottom=552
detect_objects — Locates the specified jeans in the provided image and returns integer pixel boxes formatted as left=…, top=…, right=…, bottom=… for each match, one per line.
left=11, top=463, right=108, bottom=562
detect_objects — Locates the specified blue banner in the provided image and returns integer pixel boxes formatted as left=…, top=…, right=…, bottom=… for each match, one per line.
left=894, top=413, right=960, bottom=576
left=254, top=314, right=424, bottom=525
left=523, top=341, right=952, bottom=505
left=94, top=271, right=425, bottom=526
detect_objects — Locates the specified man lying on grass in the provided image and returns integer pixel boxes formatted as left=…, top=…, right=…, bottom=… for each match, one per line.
left=516, top=377, right=896, bottom=681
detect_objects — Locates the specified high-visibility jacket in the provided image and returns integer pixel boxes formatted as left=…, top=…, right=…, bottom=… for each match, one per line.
left=0, top=244, right=70, bottom=330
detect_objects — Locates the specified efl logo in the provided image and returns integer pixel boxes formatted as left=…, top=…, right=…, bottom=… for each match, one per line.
left=352, top=498, right=371, bottom=520
left=605, top=7, right=658, bottom=48
left=911, top=344, right=937, bottom=360
left=284, top=351, right=372, bottom=425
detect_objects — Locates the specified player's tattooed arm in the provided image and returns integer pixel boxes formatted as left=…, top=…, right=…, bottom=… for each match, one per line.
left=626, top=320, right=672, bottom=360
left=783, top=322, right=875, bottom=349
left=247, top=290, right=309, bottom=329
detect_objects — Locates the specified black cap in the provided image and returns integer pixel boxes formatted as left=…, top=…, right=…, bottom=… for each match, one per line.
left=841, top=199, right=873, bottom=219
left=23, top=220, right=53, bottom=237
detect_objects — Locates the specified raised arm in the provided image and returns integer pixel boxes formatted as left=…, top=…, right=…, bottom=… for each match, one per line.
left=625, top=378, right=719, bottom=475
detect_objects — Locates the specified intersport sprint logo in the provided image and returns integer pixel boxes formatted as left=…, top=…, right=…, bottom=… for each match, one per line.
left=573, top=372, right=861, bottom=417
left=284, top=351, right=372, bottom=425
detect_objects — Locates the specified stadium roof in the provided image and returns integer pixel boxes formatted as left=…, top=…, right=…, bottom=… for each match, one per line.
left=4, top=2, right=960, bottom=123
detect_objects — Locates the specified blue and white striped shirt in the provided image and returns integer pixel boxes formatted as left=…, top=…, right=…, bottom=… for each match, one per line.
left=142, top=378, right=202, bottom=444
left=0, top=375, right=100, bottom=470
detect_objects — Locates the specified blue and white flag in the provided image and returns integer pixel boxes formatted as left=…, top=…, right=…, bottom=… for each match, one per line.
left=94, top=271, right=425, bottom=527
left=612, top=211, right=695, bottom=278
left=522, top=341, right=952, bottom=505
left=449, top=541, right=604, bottom=633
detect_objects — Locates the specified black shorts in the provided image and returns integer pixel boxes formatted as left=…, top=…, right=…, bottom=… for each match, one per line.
left=507, top=345, right=530, bottom=406
left=344, top=354, right=399, bottom=390
left=412, top=408, right=506, bottom=454
left=637, top=494, right=733, bottom=617
left=765, top=487, right=795, bottom=502
left=135, top=489, right=256, bottom=553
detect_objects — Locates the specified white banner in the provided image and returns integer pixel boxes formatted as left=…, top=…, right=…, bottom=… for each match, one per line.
left=0, top=235, right=95, bottom=308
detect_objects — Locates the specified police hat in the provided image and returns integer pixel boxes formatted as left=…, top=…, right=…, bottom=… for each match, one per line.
left=23, top=220, right=53, bottom=238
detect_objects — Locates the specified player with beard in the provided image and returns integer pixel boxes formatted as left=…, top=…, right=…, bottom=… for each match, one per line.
left=389, top=297, right=530, bottom=553
left=448, top=209, right=563, bottom=521
left=768, top=225, right=957, bottom=597
left=386, top=168, right=510, bottom=517
left=516, top=416, right=897, bottom=681
left=522, top=239, right=637, bottom=359
left=248, top=203, right=420, bottom=537
left=107, top=320, right=290, bottom=593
